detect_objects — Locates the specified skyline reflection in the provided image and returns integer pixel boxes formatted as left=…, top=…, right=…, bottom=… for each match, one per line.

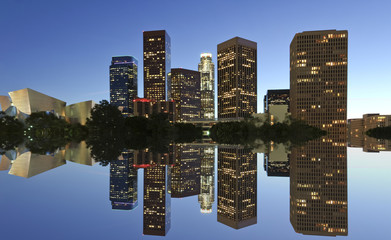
left=6, top=134, right=390, bottom=237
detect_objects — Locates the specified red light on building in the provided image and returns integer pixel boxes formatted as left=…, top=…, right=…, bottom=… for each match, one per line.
left=133, top=98, right=155, bottom=103
left=133, top=164, right=154, bottom=168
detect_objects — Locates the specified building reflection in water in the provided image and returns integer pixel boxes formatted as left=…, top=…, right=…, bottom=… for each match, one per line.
left=198, top=146, right=215, bottom=214
left=133, top=147, right=173, bottom=236
left=290, top=140, right=348, bottom=236
left=217, top=146, right=257, bottom=229
left=0, top=141, right=95, bottom=178
left=0, top=147, right=65, bottom=178
left=264, top=142, right=290, bottom=177
left=109, top=150, right=138, bottom=210
left=171, top=144, right=201, bottom=198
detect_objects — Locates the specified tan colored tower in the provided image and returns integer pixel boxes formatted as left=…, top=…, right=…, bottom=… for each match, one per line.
left=290, top=30, right=348, bottom=140
left=289, top=30, right=348, bottom=237
left=217, top=37, right=257, bottom=119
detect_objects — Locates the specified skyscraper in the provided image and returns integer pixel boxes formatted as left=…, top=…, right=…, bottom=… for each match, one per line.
left=169, top=68, right=201, bottom=121
left=198, top=53, right=215, bottom=119
left=217, top=37, right=257, bottom=119
left=289, top=30, right=348, bottom=236
left=110, top=56, right=138, bottom=116
left=290, top=30, right=348, bottom=139
left=143, top=30, right=171, bottom=101
left=217, top=146, right=257, bottom=229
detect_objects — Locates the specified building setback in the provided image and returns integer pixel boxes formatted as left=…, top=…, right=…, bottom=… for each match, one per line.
left=198, top=53, right=215, bottom=119
left=143, top=30, right=171, bottom=101
left=169, top=68, right=201, bottom=121
left=217, top=37, right=257, bottom=119
left=110, top=56, right=138, bottom=116
left=290, top=30, right=348, bottom=140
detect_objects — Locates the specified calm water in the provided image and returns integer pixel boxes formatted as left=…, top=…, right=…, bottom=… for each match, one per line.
left=1, top=140, right=390, bottom=240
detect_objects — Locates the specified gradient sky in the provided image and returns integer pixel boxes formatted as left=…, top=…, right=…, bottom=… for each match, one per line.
left=1, top=0, right=390, bottom=118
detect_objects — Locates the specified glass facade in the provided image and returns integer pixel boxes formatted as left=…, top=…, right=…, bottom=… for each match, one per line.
left=110, top=151, right=138, bottom=210
left=217, top=37, right=257, bottom=119
left=143, top=30, right=171, bottom=101
left=169, top=68, right=201, bottom=121
left=110, top=56, right=138, bottom=116
left=198, top=53, right=215, bottom=119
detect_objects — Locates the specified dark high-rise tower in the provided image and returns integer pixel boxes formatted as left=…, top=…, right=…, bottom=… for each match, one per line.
left=290, top=30, right=348, bottom=140
left=143, top=30, right=171, bottom=101
left=169, top=68, right=201, bottom=121
left=110, top=56, right=138, bottom=116
left=217, top=37, right=257, bottom=119
left=198, top=53, right=215, bottom=119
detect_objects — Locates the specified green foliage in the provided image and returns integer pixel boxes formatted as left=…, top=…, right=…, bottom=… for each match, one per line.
left=210, top=119, right=326, bottom=146
left=0, top=111, right=24, bottom=150
left=366, top=126, right=391, bottom=139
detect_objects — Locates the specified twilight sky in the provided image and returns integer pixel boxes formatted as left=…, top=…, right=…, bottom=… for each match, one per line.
left=1, top=0, right=390, bottom=118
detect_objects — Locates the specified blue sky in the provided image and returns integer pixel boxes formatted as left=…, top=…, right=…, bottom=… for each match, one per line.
left=1, top=0, right=390, bottom=118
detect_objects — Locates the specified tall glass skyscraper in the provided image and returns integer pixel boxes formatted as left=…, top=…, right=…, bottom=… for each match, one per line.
left=169, top=68, right=201, bottom=121
left=217, top=37, right=257, bottom=119
left=198, top=53, right=215, bottom=119
left=143, top=30, right=171, bottom=101
left=109, top=56, right=138, bottom=116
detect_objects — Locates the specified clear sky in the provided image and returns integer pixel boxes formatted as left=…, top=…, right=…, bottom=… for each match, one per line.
left=1, top=0, right=390, bottom=118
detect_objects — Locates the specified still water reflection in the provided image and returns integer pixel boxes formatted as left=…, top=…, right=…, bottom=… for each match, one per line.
left=1, top=136, right=390, bottom=239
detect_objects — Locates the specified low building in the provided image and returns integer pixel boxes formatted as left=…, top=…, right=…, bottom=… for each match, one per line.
left=133, top=98, right=176, bottom=123
left=8, top=88, right=66, bottom=116
left=65, top=100, right=95, bottom=125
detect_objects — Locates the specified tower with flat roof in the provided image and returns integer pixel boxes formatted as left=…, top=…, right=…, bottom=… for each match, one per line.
left=217, top=37, right=257, bottom=119
left=143, top=30, right=171, bottom=101
left=110, top=56, right=138, bottom=116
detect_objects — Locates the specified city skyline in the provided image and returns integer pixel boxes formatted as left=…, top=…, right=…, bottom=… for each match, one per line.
left=1, top=1, right=390, bottom=119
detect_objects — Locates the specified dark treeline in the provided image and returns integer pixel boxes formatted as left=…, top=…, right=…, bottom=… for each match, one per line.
left=366, top=126, right=391, bottom=139
left=86, top=100, right=202, bottom=164
left=0, top=100, right=202, bottom=161
left=209, top=118, right=327, bottom=146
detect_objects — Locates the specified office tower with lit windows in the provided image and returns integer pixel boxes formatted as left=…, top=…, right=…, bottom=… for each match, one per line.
left=143, top=165, right=171, bottom=236
left=198, top=147, right=215, bottom=214
left=143, top=30, right=171, bottom=101
left=217, top=37, right=257, bottom=119
left=217, top=146, right=257, bottom=229
left=171, top=144, right=201, bottom=198
left=169, top=68, right=201, bottom=121
left=289, top=30, right=348, bottom=236
left=110, top=151, right=138, bottom=210
left=198, top=53, right=215, bottom=119
left=110, top=56, right=138, bottom=116
left=290, top=30, right=348, bottom=139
